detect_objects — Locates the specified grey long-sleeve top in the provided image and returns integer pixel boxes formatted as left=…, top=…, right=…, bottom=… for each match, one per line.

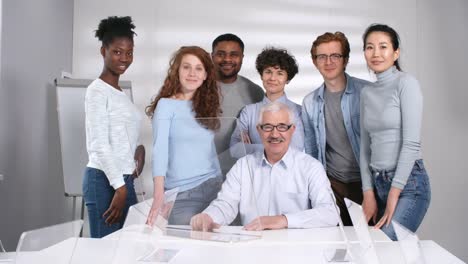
left=360, top=66, right=423, bottom=191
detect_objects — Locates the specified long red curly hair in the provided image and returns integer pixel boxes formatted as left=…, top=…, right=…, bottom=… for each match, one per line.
left=146, top=46, right=221, bottom=130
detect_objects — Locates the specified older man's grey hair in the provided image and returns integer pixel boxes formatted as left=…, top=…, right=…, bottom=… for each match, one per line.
left=257, top=101, right=295, bottom=125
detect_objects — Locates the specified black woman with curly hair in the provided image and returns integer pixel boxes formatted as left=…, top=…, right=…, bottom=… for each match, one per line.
left=83, top=16, right=145, bottom=238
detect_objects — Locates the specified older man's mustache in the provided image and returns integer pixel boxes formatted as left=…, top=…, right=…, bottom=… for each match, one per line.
left=267, top=137, right=285, bottom=143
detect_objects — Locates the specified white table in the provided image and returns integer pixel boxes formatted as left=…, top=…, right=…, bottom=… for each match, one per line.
left=2, top=224, right=464, bottom=264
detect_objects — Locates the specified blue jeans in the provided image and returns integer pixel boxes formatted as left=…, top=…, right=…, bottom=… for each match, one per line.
left=168, top=176, right=223, bottom=225
left=372, top=159, right=431, bottom=241
left=82, top=167, right=137, bottom=238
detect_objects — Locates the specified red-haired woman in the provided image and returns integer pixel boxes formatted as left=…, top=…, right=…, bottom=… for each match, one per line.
left=146, top=46, right=222, bottom=225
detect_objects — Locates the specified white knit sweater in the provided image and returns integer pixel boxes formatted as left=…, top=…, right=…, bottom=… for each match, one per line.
left=85, top=78, right=142, bottom=189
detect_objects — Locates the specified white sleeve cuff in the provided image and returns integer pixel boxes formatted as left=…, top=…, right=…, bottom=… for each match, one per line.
left=110, top=177, right=125, bottom=190
left=203, top=206, right=226, bottom=226
left=284, top=213, right=301, bottom=229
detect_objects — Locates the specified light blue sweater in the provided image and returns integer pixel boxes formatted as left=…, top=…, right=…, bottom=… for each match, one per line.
left=152, top=98, right=221, bottom=192
left=360, top=66, right=423, bottom=191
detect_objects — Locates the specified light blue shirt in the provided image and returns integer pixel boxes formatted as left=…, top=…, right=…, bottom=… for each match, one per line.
left=302, top=73, right=370, bottom=167
left=151, top=98, right=221, bottom=192
left=203, top=147, right=339, bottom=228
left=229, top=94, right=304, bottom=158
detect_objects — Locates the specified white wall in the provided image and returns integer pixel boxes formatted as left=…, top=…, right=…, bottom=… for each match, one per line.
left=416, top=0, right=468, bottom=260
left=72, top=0, right=468, bottom=261
left=0, top=0, right=74, bottom=250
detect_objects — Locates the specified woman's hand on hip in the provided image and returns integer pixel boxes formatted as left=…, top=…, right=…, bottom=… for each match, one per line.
left=103, top=185, right=128, bottom=225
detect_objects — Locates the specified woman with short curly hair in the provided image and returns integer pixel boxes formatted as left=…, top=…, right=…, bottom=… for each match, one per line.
left=230, top=47, right=304, bottom=157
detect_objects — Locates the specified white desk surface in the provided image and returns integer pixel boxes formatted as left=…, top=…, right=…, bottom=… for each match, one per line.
left=1, top=225, right=464, bottom=264
left=107, top=224, right=391, bottom=244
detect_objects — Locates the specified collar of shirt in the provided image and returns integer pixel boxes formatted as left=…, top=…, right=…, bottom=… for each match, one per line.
left=259, top=147, right=294, bottom=169
left=317, top=73, right=355, bottom=101
left=261, top=93, right=288, bottom=104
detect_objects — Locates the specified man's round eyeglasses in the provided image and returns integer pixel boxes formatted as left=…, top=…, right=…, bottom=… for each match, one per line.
left=259, top=123, right=293, bottom=132
left=314, top=53, right=344, bottom=63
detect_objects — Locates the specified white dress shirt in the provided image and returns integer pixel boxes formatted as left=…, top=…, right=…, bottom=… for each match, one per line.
left=203, top=147, right=339, bottom=228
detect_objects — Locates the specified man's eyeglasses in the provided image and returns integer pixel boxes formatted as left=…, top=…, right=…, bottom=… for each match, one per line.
left=314, top=53, right=344, bottom=63
left=258, top=123, right=293, bottom=132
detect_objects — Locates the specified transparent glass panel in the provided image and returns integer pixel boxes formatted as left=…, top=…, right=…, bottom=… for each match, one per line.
left=345, top=198, right=381, bottom=264
left=130, top=117, right=262, bottom=245
left=215, top=117, right=244, bottom=177
left=104, top=231, right=155, bottom=264
left=393, top=220, right=427, bottom=264
left=324, top=192, right=354, bottom=262
left=323, top=247, right=352, bottom=263
left=146, top=118, right=258, bottom=230
left=228, top=118, right=259, bottom=160
left=137, top=248, right=180, bottom=263
left=14, top=220, right=83, bottom=264
left=107, top=117, right=262, bottom=263
left=123, top=188, right=178, bottom=230
left=113, top=188, right=179, bottom=263
left=164, top=226, right=261, bottom=243
left=0, top=239, right=14, bottom=263
left=0, top=240, right=5, bottom=253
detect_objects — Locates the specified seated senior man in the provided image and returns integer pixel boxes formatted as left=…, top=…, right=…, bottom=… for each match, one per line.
left=190, top=101, right=339, bottom=231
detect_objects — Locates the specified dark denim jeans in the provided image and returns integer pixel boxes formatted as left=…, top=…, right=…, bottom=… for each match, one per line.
left=83, top=167, right=137, bottom=238
left=372, top=159, right=431, bottom=241
left=168, top=176, right=223, bottom=225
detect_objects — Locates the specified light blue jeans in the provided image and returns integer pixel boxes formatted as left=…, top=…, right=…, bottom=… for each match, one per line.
left=372, top=159, right=431, bottom=241
left=83, top=167, right=137, bottom=238
left=168, top=176, right=223, bottom=225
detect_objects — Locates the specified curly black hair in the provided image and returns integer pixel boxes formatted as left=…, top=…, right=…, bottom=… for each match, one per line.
left=255, top=47, right=298, bottom=81
left=212, top=33, right=244, bottom=52
left=95, top=16, right=136, bottom=47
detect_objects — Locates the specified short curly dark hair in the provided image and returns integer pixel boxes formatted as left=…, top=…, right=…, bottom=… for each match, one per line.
left=212, top=33, right=244, bottom=52
left=95, top=16, right=136, bottom=47
left=255, top=47, right=298, bottom=81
